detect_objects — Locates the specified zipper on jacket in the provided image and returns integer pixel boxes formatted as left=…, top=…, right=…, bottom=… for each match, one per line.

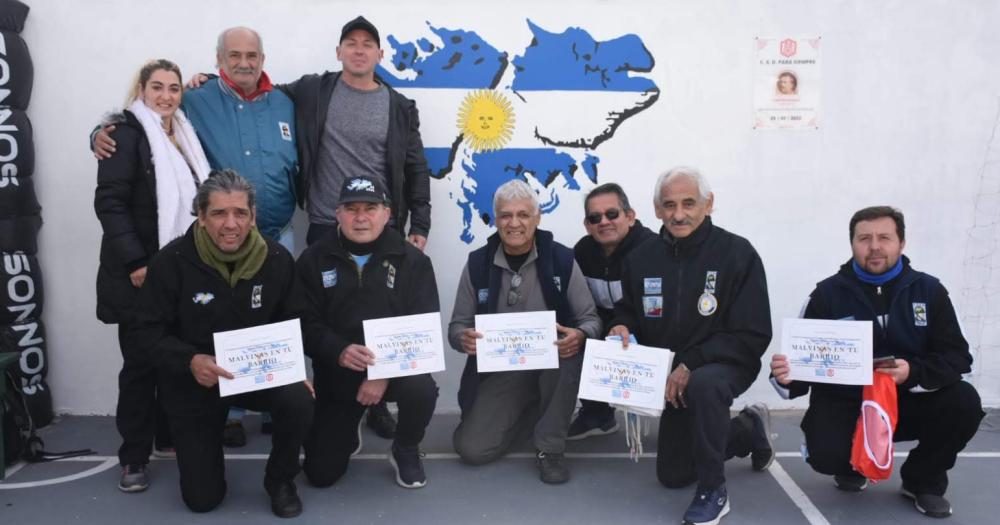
left=673, top=244, right=683, bottom=333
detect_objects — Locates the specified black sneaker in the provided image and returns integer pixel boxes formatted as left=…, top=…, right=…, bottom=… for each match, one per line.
left=389, top=443, right=427, bottom=488
left=366, top=402, right=397, bottom=439
left=566, top=412, right=620, bottom=441
left=741, top=403, right=775, bottom=471
left=264, top=477, right=303, bottom=518
left=834, top=473, right=869, bottom=492
left=223, top=419, right=247, bottom=448
left=902, top=486, right=953, bottom=518
left=118, top=464, right=149, bottom=492
left=535, top=451, right=570, bottom=484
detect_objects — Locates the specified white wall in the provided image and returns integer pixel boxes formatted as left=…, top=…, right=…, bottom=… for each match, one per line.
left=20, top=0, right=1000, bottom=415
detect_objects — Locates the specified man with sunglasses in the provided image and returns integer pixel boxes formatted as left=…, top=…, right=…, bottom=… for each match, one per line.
left=566, top=183, right=657, bottom=440
left=609, top=167, right=774, bottom=525
left=449, top=179, right=600, bottom=484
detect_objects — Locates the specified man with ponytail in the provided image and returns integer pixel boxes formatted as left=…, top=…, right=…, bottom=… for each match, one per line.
left=129, top=170, right=313, bottom=518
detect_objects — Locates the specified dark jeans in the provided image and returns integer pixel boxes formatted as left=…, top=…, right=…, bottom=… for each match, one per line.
left=303, top=369, right=437, bottom=488
left=802, top=380, right=984, bottom=496
left=656, top=363, right=757, bottom=490
left=166, top=382, right=313, bottom=513
left=115, top=322, right=171, bottom=466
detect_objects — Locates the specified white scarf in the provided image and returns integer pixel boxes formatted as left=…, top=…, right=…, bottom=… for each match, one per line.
left=129, top=99, right=210, bottom=247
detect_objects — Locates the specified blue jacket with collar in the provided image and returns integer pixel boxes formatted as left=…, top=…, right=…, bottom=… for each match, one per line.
left=182, top=79, right=298, bottom=239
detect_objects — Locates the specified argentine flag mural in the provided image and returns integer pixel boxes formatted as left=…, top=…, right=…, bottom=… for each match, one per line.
left=377, top=20, right=659, bottom=243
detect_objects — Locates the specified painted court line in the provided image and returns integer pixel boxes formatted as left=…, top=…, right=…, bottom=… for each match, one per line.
left=768, top=460, right=832, bottom=525
left=3, top=451, right=999, bottom=490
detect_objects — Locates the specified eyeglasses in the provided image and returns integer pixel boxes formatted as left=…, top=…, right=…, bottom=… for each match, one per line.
left=586, top=208, right=622, bottom=225
left=507, top=273, right=523, bottom=306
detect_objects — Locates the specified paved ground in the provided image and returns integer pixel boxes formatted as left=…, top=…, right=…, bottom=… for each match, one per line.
left=1, top=409, right=998, bottom=524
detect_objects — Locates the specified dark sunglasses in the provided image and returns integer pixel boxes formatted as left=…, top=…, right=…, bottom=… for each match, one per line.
left=586, top=208, right=622, bottom=224
left=507, top=273, right=523, bottom=307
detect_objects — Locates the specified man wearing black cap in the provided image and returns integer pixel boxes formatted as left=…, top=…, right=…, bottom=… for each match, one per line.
left=282, top=16, right=431, bottom=252
left=283, top=15, right=432, bottom=438
left=296, top=174, right=440, bottom=489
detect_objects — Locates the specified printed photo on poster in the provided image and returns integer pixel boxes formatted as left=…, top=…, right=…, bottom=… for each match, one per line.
left=753, top=37, right=821, bottom=130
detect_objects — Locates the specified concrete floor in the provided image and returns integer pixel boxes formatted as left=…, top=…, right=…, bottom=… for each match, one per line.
left=2, top=409, right=998, bottom=524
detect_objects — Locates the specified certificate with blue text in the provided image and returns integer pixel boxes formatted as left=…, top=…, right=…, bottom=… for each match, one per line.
left=579, top=339, right=672, bottom=411
left=214, top=319, right=307, bottom=397
left=363, top=312, right=447, bottom=380
left=782, top=318, right=873, bottom=385
left=475, top=311, right=558, bottom=372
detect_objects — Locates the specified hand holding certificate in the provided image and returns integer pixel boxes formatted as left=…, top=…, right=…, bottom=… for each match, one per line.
left=475, top=311, right=557, bottom=372
left=362, top=312, right=446, bottom=380
left=579, top=339, right=672, bottom=412
left=781, top=318, right=873, bottom=385
left=213, top=319, right=308, bottom=397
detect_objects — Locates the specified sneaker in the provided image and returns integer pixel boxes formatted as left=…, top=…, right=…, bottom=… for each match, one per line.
left=901, top=486, right=952, bottom=518
left=741, top=403, right=775, bottom=471
left=151, top=446, right=176, bottom=459
left=118, top=464, right=149, bottom=492
left=389, top=443, right=427, bottom=488
left=535, top=451, right=570, bottom=484
left=566, top=412, right=620, bottom=441
left=264, top=476, right=303, bottom=518
left=366, top=402, right=397, bottom=439
left=351, top=410, right=364, bottom=456
left=682, top=485, right=730, bottom=525
left=223, top=419, right=247, bottom=448
left=834, top=473, right=869, bottom=492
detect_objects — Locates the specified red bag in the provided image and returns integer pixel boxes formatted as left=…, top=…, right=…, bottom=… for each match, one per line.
left=849, top=372, right=898, bottom=482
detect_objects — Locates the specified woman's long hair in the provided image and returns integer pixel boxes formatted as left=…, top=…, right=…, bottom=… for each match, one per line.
left=125, top=58, right=183, bottom=107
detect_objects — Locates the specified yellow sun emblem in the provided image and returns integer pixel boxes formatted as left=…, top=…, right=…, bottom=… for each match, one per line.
left=457, top=89, right=515, bottom=152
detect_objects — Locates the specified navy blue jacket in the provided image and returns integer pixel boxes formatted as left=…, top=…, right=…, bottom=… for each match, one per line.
left=787, top=257, right=972, bottom=400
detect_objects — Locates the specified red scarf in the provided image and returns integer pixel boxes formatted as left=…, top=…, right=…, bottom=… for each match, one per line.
left=219, top=69, right=273, bottom=100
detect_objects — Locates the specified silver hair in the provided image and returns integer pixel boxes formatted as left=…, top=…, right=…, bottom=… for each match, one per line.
left=216, top=27, right=264, bottom=57
left=653, top=166, right=712, bottom=205
left=493, top=179, right=540, bottom=217
left=192, top=169, right=256, bottom=215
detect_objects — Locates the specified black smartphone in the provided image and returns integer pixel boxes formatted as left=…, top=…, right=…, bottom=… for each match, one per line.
left=873, top=356, right=897, bottom=369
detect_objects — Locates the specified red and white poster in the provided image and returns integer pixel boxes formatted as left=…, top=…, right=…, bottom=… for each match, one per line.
left=753, top=36, right=821, bottom=130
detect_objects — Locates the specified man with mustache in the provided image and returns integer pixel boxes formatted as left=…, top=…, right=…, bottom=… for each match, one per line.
left=449, top=179, right=600, bottom=484
left=608, top=167, right=774, bottom=525
left=770, top=206, right=984, bottom=519
left=566, top=183, right=656, bottom=440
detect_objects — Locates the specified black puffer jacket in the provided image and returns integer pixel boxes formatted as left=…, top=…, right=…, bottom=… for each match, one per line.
left=94, top=110, right=158, bottom=324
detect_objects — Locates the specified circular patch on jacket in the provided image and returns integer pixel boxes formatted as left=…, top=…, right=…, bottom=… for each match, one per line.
left=697, top=292, right=718, bottom=316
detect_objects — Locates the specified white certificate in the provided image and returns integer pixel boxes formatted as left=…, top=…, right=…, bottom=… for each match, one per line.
left=475, top=311, right=557, bottom=372
left=213, top=319, right=307, bottom=397
left=579, top=339, right=672, bottom=411
left=782, top=318, right=873, bottom=385
left=363, top=312, right=446, bottom=380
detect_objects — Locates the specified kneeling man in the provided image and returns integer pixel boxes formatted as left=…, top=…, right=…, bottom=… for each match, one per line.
left=298, top=175, right=439, bottom=489
left=450, top=179, right=601, bottom=484
left=771, top=206, right=984, bottom=518
left=132, top=170, right=313, bottom=517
